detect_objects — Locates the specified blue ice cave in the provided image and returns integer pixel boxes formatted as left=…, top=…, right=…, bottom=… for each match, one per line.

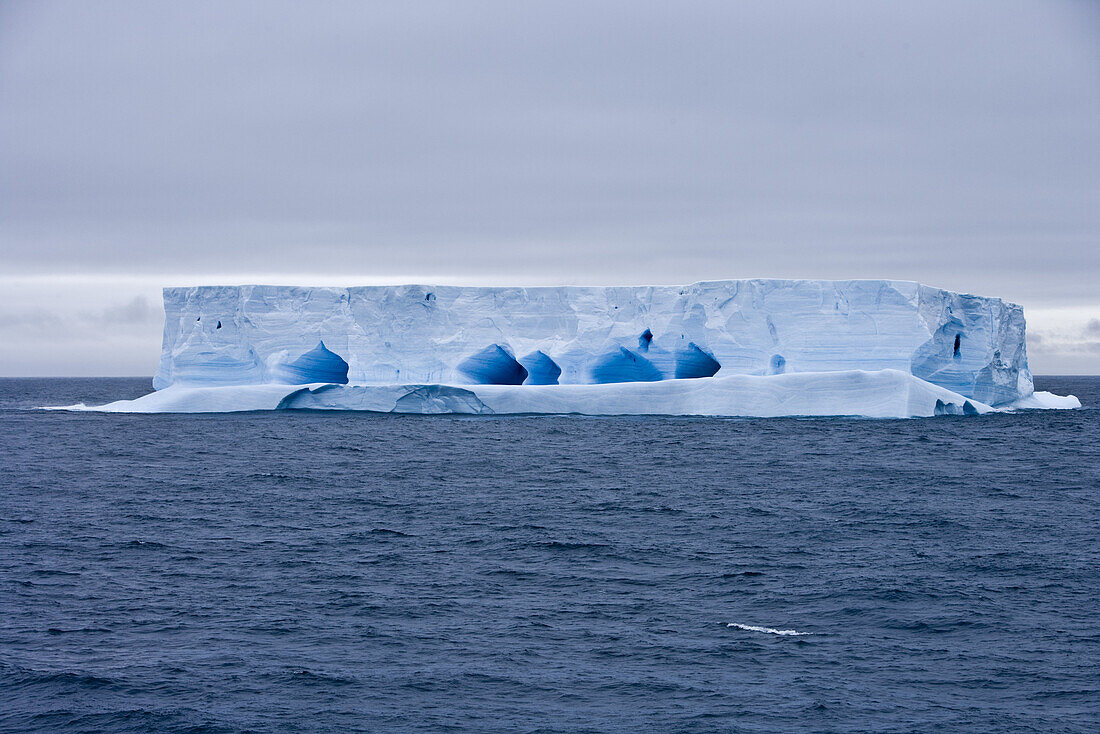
left=590, top=347, right=663, bottom=384
left=520, top=350, right=562, bottom=385
left=674, top=343, right=722, bottom=379
left=275, top=341, right=350, bottom=384
left=457, top=344, right=529, bottom=385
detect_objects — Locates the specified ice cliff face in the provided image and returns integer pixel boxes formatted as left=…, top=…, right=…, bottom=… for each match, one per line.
left=153, top=280, right=1033, bottom=405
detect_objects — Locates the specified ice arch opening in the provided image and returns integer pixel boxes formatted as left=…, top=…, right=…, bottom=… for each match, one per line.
left=458, top=344, right=529, bottom=385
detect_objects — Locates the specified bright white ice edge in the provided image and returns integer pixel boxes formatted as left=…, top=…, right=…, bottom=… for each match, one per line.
left=727, top=623, right=811, bottom=636
left=50, top=370, right=1081, bottom=417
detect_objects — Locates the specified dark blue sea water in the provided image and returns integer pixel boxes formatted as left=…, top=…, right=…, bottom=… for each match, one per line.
left=1, top=377, right=1098, bottom=733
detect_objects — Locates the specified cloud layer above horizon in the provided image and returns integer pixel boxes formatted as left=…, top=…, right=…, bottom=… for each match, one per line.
left=1, top=0, right=1097, bottom=374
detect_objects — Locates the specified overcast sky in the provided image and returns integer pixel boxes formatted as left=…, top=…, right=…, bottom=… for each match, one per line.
left=1, top=0, right=1098, bottom=375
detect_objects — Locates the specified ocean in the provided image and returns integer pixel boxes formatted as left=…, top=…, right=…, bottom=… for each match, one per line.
left=1, top=377, right=1097, bottom=733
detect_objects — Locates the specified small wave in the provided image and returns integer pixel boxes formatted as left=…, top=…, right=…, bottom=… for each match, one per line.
left=369, top=528, right=411, bottom=537
left=727, top=623, right=810, bottom=636
left=286, top=669, right=358, bottom=686
left=124, top=540, right=168, bottom=549
left=540, top=540, right=612, bottom=551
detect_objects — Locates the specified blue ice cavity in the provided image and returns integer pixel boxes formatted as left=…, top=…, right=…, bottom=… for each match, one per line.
left=933, top=398, right=979, bottom=416
left=638, top=329, right=654, bottom=351
left=674, top=343, right=722, bottom=379
left=274, top=341, right=349, bottom=384
left=520, top=350, right=562, bottom=385
left=768, top=354, right=787, bottom=375
left=590, top=347, right=663, bottom=384
left=457, top=344, right=529, bottom=385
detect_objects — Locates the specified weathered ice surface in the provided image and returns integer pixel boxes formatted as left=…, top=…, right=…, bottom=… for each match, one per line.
left=153, top=280, right=1034, bottom=406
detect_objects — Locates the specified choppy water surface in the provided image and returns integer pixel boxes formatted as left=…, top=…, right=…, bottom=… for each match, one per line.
left=1, top=377, right=1098, bottom=733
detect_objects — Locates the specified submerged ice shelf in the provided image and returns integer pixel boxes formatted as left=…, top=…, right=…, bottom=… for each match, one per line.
left=61, top=279, right=1080, bottom=417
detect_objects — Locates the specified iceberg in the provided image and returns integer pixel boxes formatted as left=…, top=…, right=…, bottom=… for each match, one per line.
left=64, top=279, right=1080, bottom=417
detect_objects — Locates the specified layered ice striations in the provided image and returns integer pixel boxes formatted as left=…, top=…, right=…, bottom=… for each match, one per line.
left=153, top=280, right=1035, bottom=407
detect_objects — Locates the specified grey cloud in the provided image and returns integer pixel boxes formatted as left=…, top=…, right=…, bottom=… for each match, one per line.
left=2, top=2, right=1098, bottom=294
left=1026, top=314, right=1100, bottom=370
left=92, top=296, right=161, bottom=327
left=0, top=308, right=65, bottom=332
left=0, top=296, right=161, bottom=337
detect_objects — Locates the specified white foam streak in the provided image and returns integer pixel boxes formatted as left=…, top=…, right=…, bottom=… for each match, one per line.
left=727, top=623, right=810, bottom=636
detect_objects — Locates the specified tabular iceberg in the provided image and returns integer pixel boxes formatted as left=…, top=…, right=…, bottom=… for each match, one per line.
left=69, top=279, right=1080, bottom=417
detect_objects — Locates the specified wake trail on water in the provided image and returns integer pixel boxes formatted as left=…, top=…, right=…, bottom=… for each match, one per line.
left=728, top=623, right=811, bottom=636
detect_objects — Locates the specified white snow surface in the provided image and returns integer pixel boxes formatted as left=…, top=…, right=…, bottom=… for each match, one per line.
left=63, top=370, right=1015, bottom=418
left=1008, top=391, right=1082, bottom=410
left=153, top=280, right=1034, bottom=406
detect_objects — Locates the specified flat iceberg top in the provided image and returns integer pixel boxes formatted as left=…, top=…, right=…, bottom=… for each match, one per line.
left=154, top=278, right=1033, bottom=406
left=166, top=278, right=1015, bottom=303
